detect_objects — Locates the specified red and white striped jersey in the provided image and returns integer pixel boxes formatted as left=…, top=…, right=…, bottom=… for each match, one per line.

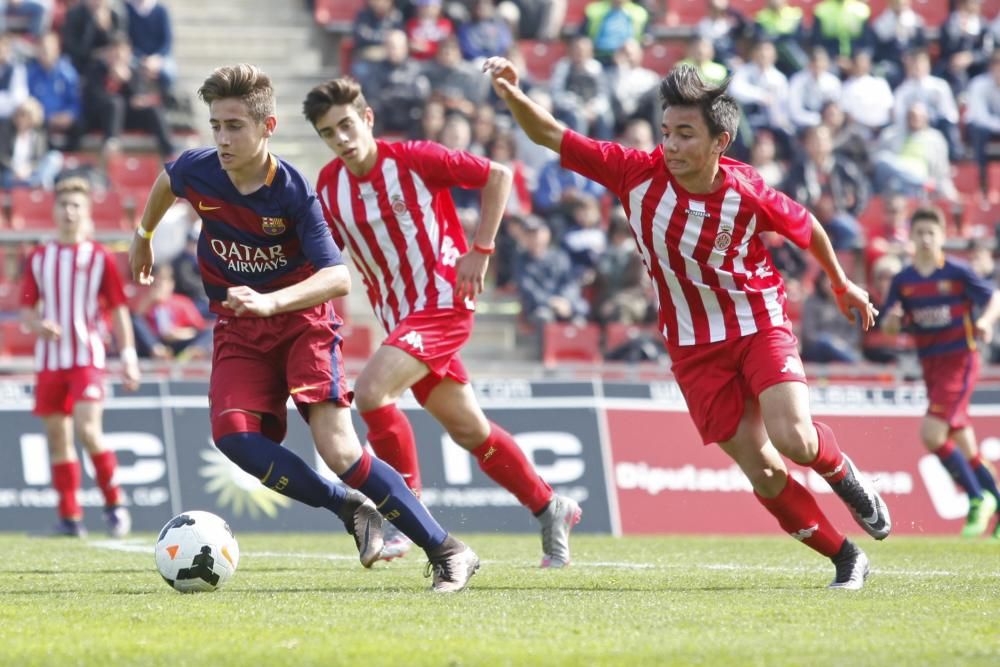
left=315, top=139, right=490, bottom=333
left=20, top=241, right=127, bottom=371
left=562, top=130, right=815, bottom=347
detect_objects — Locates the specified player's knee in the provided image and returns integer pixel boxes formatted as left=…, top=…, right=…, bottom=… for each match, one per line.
left=768, top=419, right=814, bottom=455
left=211, top=409, right=262, bottom=442
left=75, top=423, right=101, bottom=449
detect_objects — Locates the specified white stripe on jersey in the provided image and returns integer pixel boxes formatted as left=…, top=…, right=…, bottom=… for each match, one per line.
left=381, top=159, right=431, bottom=316
left=73, top=242, right=94, bottom=367
left=710, top=189, right=757, bottom=336
left=652, top=183, right=696, bottom=346
left=58, top=246, right=73, bottom=369
left=333, top=174, right=391, bottom=330
left=408, top=171, right=455, bottom=311
left=88, top=251, right=106, bottom=368
left=679, top=199, right=725, bottom=343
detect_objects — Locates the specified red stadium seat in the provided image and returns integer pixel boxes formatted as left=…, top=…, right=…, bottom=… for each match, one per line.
left=340, top=322, right=374, bottom=360
left=105, top=153, right=163, bottom=212
left=542, top=322, right=601, bottom=366
left=565, top=0, right=589, bottom=28
left=315, top=0, right=364, bottom=30
left=910, top=0, right=951, bottom=26
left=0, top=280, right=22, bottom=313
left=663, top=0, right=706, bottom=26
left=9, top=189, right=56, bottom=231
left=518, top=39, right=567, bottom=84
left=641, top=40, right=686, bottom=76
left=0, top=320, right=37, bottom=357
left=91, top=189, right=131, bottom=232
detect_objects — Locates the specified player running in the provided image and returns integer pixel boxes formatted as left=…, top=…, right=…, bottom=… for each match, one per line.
left=486, top=57, right=891, bottom=589
left=881, top=206, right=1000, bottom=538
left=303, top=77, right=581, bottom=567
left=128, top=64, right=478, bottom=591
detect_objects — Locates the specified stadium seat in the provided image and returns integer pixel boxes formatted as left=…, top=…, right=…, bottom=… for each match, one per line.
left=909, top=0, right=951, bottom=26
left=91, top=189, right=130, bottom=232
left=9, top=189, right=56, bottom=231
left=314, top=0, right=364, bottom=31
left=564, top=0, right=589, bottom=29
left=542, top=322, right=601, bottom=366
left=340, top=322, right=373, bottom=360
left=641, top=40, right=686, bottom=76
left=105, top=153, right=163, bottom=211
left=662, top=0, right=706, bottom=26
left=518, top=39, right=567, bottom=84
left=0, top=280, right=21, bottom=315
left=0, top=320, right=37, bottom=357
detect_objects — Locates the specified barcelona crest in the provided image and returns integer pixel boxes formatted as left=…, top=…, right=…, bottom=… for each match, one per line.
left=261, top=217, right=286, bottom=235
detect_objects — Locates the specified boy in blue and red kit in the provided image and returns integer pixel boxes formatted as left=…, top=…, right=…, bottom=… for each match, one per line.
left=128, top=64, right=479, bottom=591
left=881, top=206, right=1000, bottom=538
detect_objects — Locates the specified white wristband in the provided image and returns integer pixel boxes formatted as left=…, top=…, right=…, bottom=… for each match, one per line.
left=136, top=226, right=154, bottom=240
left=120, top=347, right=138, bottom=365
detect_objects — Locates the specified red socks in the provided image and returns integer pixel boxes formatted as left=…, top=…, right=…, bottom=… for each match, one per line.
left=51, top=460, right=82, bottom=519
left=755, top=475, right=845, bottom=557
left=471, top=422, right=553, bottom=514
left=90, top=450, right=122, bottom=507
left=361, top=404, right=422, bottom=495
left=810, top=421, right=848, bottom=483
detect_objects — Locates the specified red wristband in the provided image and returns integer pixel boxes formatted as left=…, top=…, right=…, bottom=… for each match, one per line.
left=832, top=283, right=848, bottom=295
left=472, top=243, right=496, bottom=256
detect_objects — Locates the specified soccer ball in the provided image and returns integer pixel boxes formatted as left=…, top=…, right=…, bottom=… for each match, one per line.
left=155, top=510, right=240, bottom=593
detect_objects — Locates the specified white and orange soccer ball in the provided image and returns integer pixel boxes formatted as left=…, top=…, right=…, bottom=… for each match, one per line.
left=155, top=511, right=240, bottom=593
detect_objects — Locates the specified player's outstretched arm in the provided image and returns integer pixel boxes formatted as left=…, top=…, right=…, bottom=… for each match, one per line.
left=975, top=292, right=1000, bottom=343
left=129, top=171, right=177, bottom=285
left=222, top=264, right=351, bottom=317
left=483, top=57, right=565, bottom=154
left=110, top=304, right=140, bottom=391
left=807, top=219, right=878, bottom=330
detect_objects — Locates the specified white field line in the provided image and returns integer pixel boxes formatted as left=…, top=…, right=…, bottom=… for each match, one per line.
left=89, top=540, right=999, bottom=578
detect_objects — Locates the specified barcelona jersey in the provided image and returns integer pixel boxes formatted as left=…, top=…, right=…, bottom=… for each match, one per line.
left=166, top=148, right=343, bottom=315
left=882, top=257, right=994, bottom=358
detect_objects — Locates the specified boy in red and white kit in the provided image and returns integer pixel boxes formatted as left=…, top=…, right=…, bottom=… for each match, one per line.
left=487, top=58, right=891, bottom=589
left=20, top=177, right=141, bottom=538
left=304, top=77, right=581, bottom=567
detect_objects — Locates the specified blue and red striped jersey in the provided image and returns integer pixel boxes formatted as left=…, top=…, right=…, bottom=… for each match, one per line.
left=882, top=257, right=994, bottom=358
left=166, top=148, right=343, bottom=315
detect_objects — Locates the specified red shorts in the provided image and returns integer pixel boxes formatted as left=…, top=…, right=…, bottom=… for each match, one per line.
left=34, top=366, right=106, bottom=416
left=668, top=323, right=806, bottom=445
left=921, top=349, right=979, bottom=430
left=209, top=302, right=351, bottom=443
left=383, top=308, right=472, bottom=404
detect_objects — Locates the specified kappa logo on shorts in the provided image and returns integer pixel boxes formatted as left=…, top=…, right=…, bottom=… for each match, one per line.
left=400, top=331, right=425, bottom=354
left=780, top=355, right=805, bottom=377
left=790, top=524, right=819, bottom=541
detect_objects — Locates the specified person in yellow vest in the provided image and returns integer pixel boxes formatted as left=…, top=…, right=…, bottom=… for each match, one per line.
left=678, top=35, right=728, bottom=87
left=581, top=0, right=649, bottom=64
left=811, top=0, right=874, bottom=73
left=754, top=0, right=808, bottom=75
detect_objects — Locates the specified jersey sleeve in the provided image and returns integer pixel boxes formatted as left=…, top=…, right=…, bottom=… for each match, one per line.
left=405, top=140, right=491, bottom=190
left=164, top=149, right=196, bottom=198
left=19, top=250, right=39, bottom=307
left=881, top=273, right=903, bottom=314
left=98, top=249, right=128, bottom=308
left=293, top=191, right=345, bottom=269
left=956, top=262, right=994, bottom=307
left=559, top=130, right=645, bottom=198
left=751, top=181, right=815, bottom=249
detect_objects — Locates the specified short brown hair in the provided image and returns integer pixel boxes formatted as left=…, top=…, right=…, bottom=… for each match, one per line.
left=198, top=64, right=275, bottom=122
left=659, top=64, right=739, bottom=148
left=301, top=77, right=369, bottom=126
left=55, top=176, right=91, bottom=198
left=910, top=205, right=945, bottom=229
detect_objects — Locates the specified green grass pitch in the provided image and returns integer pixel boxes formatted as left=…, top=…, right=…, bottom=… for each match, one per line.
left=0, top=533, right=997, bottom=666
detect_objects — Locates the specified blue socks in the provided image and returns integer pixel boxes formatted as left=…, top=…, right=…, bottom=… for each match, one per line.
left=215, top=432, right=348, bottom=513
left=971, top=459, right=1000, bottom=502
left=934, top=443, right=984, bottom=499
left=341, top=450, right=447, bottom=550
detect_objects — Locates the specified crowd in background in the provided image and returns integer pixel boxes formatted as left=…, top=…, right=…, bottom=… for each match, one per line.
left=347, top=0, right=1000, bottom=363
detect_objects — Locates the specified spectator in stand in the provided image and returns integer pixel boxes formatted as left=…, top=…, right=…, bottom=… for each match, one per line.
left=865, top=193, right=913, bottom=271
left=862, top=252, right=906, bottom=364
left=0, top=96, right=62, bottom=189
left=937, top=0, right=994, bottom=96
left=26, top=31, right=81, bottom=151
left=0, top=31, right=27, bottom=123
left=893, top=47, right=962, bottom=161
left=607, top=39, right=659, bottom=133
left=620, top=116, right=654, bottom=151
left=420, top=98, right=446, bottom=140
left=501, top=0, right=566, bottom=41
left=678, top=35, right=728, bottom=87
left=696, top=0, right=749, bottom=69
left=422, top=35, right=490, bottom=120
left=753, top=0, right=807, bottom=76
left=368, top=30, right=431, bottom=134
left=870, top=0, right=927, bottom=89
left=470, top=103, right=499, bottom=155
left=729, top=39, right=792, bottom=157
left=350, top=0, right=403, bottom=88
left=820, top=99, right=871, bottom=176
left=581, top=0, right=649, bottom=65
left=560, top=193, right=606, bottom=283
left=550, top=35, right=614, bottom=139
left=516, top=216, right=589, bottom=327
left=170, top=216, right=210, bottom=317
left=405, top=0, right=453, bottom=61
left=839, top=49, right=894, bottom=134
left=487, top=129, right=532, bottom=217
left=81, top=32, right=174, bottom=160
left=593, top=212, right=653, bottom=326
left=749, top=129, right=785, bottom=188
left=140, top=264, right=211, bottom=361
left=512, top=87, right=557, bottom=182
left=800, top=273, right=862, bottom=363
left=533, top=151, right=606, bottom=237
left=439, top=112, right=482, bottom=231
left=874, top=102, right=958, bottom=202
left=124, top=0, right=177, bottom=106
left=965, top=49, right=1000, bottom=201
left=783, top=125, right=867, bottom=250
left=810, top=0, right=873, bottom=72
left=1, top=0, right=48, bottom=37
left=786, top=46, right=841, bottom=132
left=457, top=0, right=512, bottom=62
left=61, top=0, right=124, bottom=75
